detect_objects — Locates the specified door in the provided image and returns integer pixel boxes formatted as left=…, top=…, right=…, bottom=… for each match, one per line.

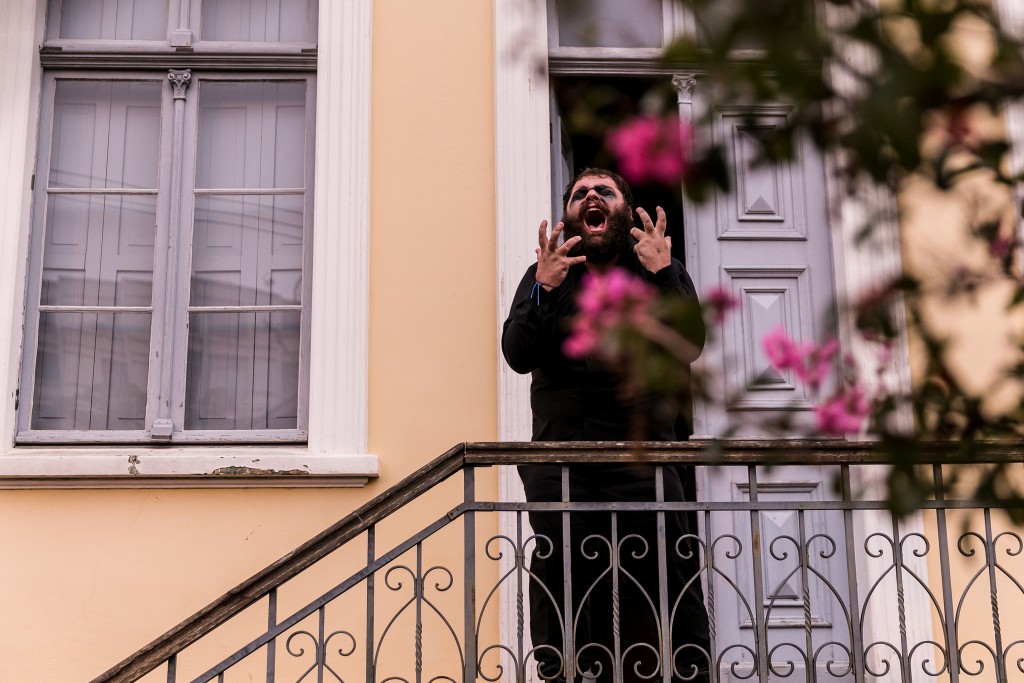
left=680, top=78, right=854, bottom=680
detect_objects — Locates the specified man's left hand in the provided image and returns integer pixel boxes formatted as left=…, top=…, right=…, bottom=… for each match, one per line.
left=631, top=206, right=672, bottom=274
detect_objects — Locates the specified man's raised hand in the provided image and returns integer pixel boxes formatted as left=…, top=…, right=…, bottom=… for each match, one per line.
left=535, top=220, right=585, bottom=290
left=631, top=206, right=672, bottom=274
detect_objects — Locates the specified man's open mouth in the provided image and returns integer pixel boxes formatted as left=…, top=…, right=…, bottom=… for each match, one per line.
left=584, top=207, right=607, bottom=234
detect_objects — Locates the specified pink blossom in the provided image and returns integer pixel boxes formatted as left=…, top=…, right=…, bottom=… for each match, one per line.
left=704, top=286, right=740, bottom=325
left=563, top=269, right=656, bottom=358
left=944, top=103, right=972, bottom=144
left=762, top=328, right=837, bottom=389
left=990, top=235, right=1015, bottom=261
left=606, top=115, right=691, bottom=186
left=563, top=323, right=598, bottom=357
left=602, top=269, right=632, bottom=307
left=815, top=384, right=871, bottom=435
left=876, top=342, right=893, bottom=368
left=800, top=338, right=839, bottom=389
left=763, top=327, right=804, bottom=371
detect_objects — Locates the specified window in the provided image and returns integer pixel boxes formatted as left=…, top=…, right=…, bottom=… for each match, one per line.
left=21, top=0, right=317, bottom=444
left=551, top=0, right=666, bottom=49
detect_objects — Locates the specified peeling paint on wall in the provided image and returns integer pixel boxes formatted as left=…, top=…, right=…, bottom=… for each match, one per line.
left=211, top=466, right=310, bottom=477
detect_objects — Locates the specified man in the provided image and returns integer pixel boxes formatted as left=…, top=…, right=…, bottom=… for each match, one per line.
left=502, top=168, right=711, bottom=683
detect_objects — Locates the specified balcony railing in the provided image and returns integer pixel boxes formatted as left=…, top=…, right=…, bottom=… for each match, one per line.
left=93, top=441, right=1024, bottom=683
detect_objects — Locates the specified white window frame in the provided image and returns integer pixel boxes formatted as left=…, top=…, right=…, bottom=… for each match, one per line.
left=20, top=69, right=319, bottom=445
left=0, top=0, right=375, bottom=487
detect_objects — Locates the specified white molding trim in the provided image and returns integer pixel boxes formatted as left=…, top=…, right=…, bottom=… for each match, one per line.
left=0, top=449, right=378, bottom=489
left=996, top=0, right=1024, bottom=249
left=496, top=0, right=550, bottom=445
left=0, top=0, right=45, bottom=454
left=821, top=0, right=928, bottom=669
left=0, top=0, right=378, bottom=488
left=995, top=0, right=1024, bottom=41
left=495, top=1, right=549, bottom=679
left=821, top=3, right=914, bottom=438
left=307, top=0, right=372, bottom=458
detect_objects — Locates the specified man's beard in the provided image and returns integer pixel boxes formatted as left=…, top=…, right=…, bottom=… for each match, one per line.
left=562, top=204, right=633, bottom=263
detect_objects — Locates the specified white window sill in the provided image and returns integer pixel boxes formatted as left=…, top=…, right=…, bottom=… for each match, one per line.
left=0, top=446, right=379, bottom=488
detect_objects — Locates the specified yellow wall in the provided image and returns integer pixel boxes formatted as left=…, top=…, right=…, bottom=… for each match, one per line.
left=899, top=168, right=1024, bottom=418
left=896, top=39, right=1024, bottom=660
left=897, top=13, right=1024, bottom=416
left=368, top=0, right=497, bottom=462
left=921, top=467, right=1024, bottom=679
left=0, top=1, right=499, bottom=680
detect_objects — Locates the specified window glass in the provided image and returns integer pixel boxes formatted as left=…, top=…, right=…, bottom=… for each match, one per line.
left=555, top=0, right=663, bottom=48
left=49, top=80, right=161, bottom=189
left=185, top=311, right=300, bottom=430
left=31, top=79, right=160, bottom=432
left=49, top=0, right=167, bottom=40
left=195, top=81, right=306, bottom=189
left=40, top=194, right=156, bottom=307
left=190, top=195, right=303, bottom=307
left=33, top=312, right=151, bottom=430
left=692, top=0, right=762, bottom=49
left=187, top=80, right=306, bottom=431
left=200, top=0, right=316, bottom=42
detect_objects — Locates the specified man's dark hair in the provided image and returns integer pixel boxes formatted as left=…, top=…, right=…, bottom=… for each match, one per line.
left=561, top=167, right=634, bottom=211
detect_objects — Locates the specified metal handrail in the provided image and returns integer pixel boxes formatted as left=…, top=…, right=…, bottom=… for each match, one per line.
left=91, top=443, right=467, bottom=683
left=90, top=439, right=1024, bottom=683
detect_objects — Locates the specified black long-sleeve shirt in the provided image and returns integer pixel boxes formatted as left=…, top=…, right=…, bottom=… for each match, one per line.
left=502, top=248, right=704, bottom=441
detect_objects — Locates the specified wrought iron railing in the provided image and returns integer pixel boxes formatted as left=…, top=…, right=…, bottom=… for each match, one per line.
left=93, top=441, right=1024, bottom=683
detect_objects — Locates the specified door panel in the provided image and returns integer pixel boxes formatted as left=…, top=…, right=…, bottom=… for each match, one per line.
left=682, top=83, right=851, bottom=680
left=688, top=102, right=837, bottom=437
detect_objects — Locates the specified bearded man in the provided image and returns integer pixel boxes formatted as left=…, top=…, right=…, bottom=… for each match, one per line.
left=502, top=168, right=711, bottom=683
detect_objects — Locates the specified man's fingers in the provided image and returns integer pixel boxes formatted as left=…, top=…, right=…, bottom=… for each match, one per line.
left=655, top=206, right=667, bottom=235
left=630, top=227, right=645, bottom=242
left=549, top=222, right=565, bottom=249
left=557, top=234, right=582, bottom=253
left=537, top=220, right=550, bottom=249
left=665, top=235, right=672, bottom=250
left=636, top=207, right=655, bottom=234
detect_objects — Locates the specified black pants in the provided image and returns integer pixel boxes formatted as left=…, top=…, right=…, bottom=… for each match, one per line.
left=518, top=464, right=711, bottom=683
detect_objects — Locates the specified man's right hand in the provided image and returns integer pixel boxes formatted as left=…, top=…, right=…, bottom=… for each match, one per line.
left=535, top=220, right=585, bottom=290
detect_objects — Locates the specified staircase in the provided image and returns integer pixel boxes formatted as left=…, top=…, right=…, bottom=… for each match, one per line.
left=92, top=441, right=1024, bottom=683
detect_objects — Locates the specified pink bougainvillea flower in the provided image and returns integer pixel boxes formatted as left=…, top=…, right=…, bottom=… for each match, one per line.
left=563, top=323, right=598, bottom=358
left=763, top=328, right=870, bottom=435
left=606, top=115, right=691, bottom=187
left=876, top=341, right=893, bottom=368
left=815, top=384, right=870, bottom=435
left=990, top=235, right=1015, bottom=261
left=563, top=269, right=656, bottom=359
left=704, top=286, right=740, bottom=325
left=763, top=327, right=803, bottom=371
left=763, top=328, right=838, bottom=389
left=800, top=338, right=839, bottom=389
left=944, top=102, right=972, bottom=145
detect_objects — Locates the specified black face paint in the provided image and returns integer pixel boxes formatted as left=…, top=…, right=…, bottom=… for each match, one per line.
left=567, top=183, right=619, bottom=206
